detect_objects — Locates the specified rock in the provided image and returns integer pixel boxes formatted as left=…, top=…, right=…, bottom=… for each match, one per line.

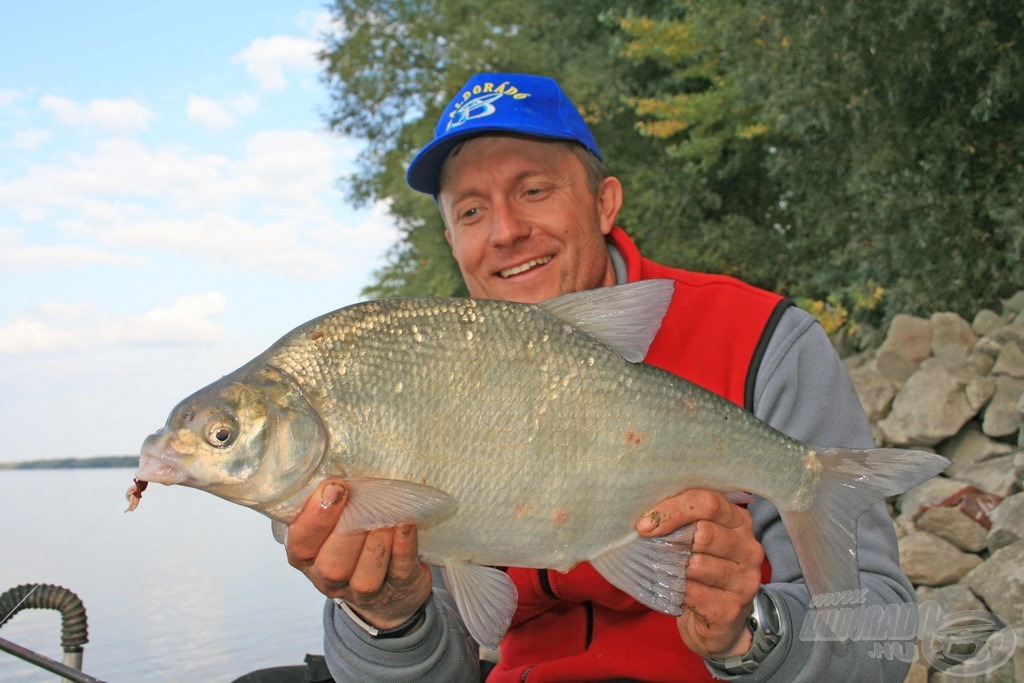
left=879, top=360, right=996, bottom=446
left=963, top=540, right=1024, bottom=626
left=916, top=584, right=987, bottom=615
left=898, top=476, right=972, bottom=523
left=988, top=492, right=1024, bottom=552
left=932, top=312, right=978, bottom=369
left=875, top=349, right=921, bottom=385
left=973, top=309, right=1005, bottom=337
left=926, top=622, right=1021, bottom=681
left=939, top=422, right=1015, bottom=479
left=964, top=350, right=997, bottom=377
left=982, top=376, right=1024, bottom=439
left=989, top=323, right=1024, bottom=346
left=992, top=341, right=1024, bottom=378
left=1003, top=290, right=1024, bottom=318
left=916, top=506, right=989, bottom=552
left=954, top=453, right=1020, bottom=498
left=849, top=360, right=901, bottom=422
left=879, top=314, right=933, bottom=365
left=903, top=659, right=928, bottom=683
left=899, top=531, right=982, bottom=586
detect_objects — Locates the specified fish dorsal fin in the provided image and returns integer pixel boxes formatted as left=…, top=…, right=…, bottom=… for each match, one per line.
left=589, top=523, right=696, bottom=615
left=538, top=280, right=675, bottom=362
left=441, top=561, right=518, bottom=650
left=334, top=478, right=457, bottom=535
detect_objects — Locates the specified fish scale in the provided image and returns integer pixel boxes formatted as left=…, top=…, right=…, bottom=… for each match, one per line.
left=131, top=280, right=949, bottom=649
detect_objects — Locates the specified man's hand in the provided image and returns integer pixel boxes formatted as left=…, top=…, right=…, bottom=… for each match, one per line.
left=636, top=489, right=764, bottom=659
left=286, top=478, right=433, bottom=629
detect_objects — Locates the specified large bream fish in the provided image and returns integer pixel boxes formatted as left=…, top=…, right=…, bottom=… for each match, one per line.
left=131, top=280, right=947, bottom=648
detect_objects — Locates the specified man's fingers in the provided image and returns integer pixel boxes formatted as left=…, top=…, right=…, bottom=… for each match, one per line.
left=388, top=525, right=423, bottom=582
left=637, top=489, right=751, bottom=537
left=286, top=478, right=348, bottom=567
left=684, top=543, right=762, bottom=593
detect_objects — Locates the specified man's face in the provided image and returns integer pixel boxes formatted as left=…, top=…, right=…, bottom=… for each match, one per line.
left=437, top=136, right=621, bottom=304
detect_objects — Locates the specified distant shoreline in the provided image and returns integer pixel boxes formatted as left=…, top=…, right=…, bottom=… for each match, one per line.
left=0, top=455, right=137, bottom=470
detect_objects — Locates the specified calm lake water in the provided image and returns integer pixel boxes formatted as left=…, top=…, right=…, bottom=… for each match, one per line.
left=0, top=468, right=327, bottom=682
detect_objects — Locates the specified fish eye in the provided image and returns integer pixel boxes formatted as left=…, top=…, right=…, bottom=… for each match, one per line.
left=205, top=418, right=237, bottom=448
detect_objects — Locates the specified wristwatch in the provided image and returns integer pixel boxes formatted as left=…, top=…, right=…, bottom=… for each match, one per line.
left=707, top=587, right=785, bottom=674
left=335, top=597, right=428, bottom=639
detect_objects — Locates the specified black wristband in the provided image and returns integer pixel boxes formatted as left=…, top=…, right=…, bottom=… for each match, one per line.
left=335, top=597, right=429, bottom=639
left=373, top=601, right=428, bottom=639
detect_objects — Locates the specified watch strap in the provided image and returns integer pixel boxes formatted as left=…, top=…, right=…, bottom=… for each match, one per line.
left=335, top=598, right=428, bottom=639
left=707, top=587, right=784, bottom=674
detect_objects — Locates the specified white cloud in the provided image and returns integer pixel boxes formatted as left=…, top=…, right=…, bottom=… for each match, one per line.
left=0, top=227, right=145, bottom=269
left=186, top=94, right=237, bottom=130
left=0, top=89, right=23, bottom=107
left=87, top=98, right=154, bottom=134
left=12, top=127, right=53, bottom=150
left=0, top=292, right=228, bottom=355
left=102, top=291, right=227, bottom=345
left=39, top=95, right=83, bottom=125
left=0, top=317, right=81, bottom=354
left=0, top=243, right=144, bottom=270
left=39, top=95, right=154, bottom=135
left=296, top=9, right=338, bottom=36
left=233, top=36, right=320, bottom=92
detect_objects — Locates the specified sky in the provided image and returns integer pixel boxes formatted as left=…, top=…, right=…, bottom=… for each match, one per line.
left=0, top=2, right=403, bottom=463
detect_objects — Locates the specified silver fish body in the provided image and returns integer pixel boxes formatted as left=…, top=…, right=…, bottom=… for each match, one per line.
left=135, top=281, right=948, bottom=648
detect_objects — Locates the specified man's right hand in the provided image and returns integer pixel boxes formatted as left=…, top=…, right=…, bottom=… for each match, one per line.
left=285, top=478, right=433, bottom=629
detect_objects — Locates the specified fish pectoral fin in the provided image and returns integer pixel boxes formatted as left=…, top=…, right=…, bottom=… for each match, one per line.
left=590, top=524, right=696, bottom=616
left=333, top=477, right=457, bottom=535
left=441, top=561, right=517, bottom=650
left=539, top=280, right=675, bottom=362
left=271, top=520, right=288, bottom=545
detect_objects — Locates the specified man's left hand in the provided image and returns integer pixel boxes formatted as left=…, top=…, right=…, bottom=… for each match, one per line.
left=636, top=489, right=764, bottom=660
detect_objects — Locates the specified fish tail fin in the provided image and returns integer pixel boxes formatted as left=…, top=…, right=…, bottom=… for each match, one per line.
left=780, top=447, right=948, bottom=602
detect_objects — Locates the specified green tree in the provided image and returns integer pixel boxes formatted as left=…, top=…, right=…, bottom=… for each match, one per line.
left=751, top=0, right=1024, bottom=320
left=320, top=0, right=1023, bottom=325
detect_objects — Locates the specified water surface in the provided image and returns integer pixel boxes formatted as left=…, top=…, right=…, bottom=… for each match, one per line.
left=0, top=469, right=326, bottom=682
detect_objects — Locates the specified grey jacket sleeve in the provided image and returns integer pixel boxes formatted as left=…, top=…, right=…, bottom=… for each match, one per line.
left=705, top=306, right=915, bottom=681
left=322, top=567, right=480, bottom=681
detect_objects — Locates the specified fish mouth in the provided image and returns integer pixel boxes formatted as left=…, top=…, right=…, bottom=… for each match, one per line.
left=498, top=255, right=552, bottom=279
left=135, top=440, right=190, bottom=486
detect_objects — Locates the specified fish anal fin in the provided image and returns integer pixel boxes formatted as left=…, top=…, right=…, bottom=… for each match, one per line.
left=441, top=562, right=517, bottom=650
left=590, top=524, right=696, bottom=616
left=334, top=477, right=457, bottom=535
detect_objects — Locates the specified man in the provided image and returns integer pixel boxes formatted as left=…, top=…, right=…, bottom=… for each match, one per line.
left=285, top=73, right=915, bottom=681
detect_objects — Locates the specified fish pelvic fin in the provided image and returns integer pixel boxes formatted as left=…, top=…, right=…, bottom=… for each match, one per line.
left=590, top=524, right=697, bottom=616
left=271, top=520, right=288, bottom=545
left=539, top=280, right=675, bottom=362
left=333, top=478, right=457, bottom=535
left=441, top=562, right=517, bottom=650
left=781, top=447, right=949, bottom=602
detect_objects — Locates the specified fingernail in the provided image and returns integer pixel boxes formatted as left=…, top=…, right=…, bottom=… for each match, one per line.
left=396, top=525, right=413, bottom=539
left=638, top=511, right=661, bottom=533
left=320, top=483, right=346, bottom=509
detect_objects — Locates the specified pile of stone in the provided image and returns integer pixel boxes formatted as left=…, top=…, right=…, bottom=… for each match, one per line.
left=843, top=291, right=1024, bottom=681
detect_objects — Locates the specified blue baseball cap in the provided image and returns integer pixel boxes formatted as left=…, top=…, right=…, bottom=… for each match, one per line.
left=406, top=73, right=602, bottom=195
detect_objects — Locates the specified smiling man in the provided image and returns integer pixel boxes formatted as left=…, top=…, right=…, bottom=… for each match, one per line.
left=282, top=74, right=916, bottom=682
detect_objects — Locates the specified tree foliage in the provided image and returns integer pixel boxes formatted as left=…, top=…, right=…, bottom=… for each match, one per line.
left=320, top=0, right=1024, bottom=325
